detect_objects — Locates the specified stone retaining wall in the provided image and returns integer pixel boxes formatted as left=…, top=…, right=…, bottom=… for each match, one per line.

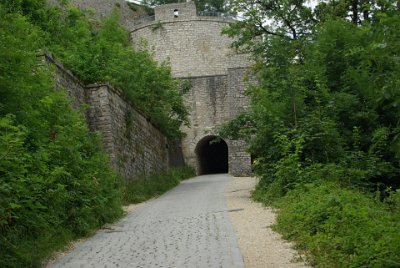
left=45, top=53, right=177, bottom=180
left=85, top=84, right=169, bottom=179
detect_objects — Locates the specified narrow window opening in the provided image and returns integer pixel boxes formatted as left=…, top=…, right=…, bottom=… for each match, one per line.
left=174, top=9, right=179, bottom=18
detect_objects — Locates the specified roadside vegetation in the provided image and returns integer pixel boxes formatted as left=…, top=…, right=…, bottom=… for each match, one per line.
left=123, top=166, right=195, bottom=204
left=3, top=0, right=189, bottom=139
left=0, top=0, right=190, bottom=267
left=220, top=0, right=400, bottom=266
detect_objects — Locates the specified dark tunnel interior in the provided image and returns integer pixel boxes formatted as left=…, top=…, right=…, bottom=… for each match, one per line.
left=196, top=136, right=228, bottom=175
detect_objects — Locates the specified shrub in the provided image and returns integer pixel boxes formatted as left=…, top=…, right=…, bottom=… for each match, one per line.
left=0, top=10, right=122, bottom=267
left=273, top=182, right=400, bottom=267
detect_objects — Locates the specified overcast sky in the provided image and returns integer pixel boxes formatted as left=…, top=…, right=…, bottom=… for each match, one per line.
left=126, top=0, right=142, bottom=4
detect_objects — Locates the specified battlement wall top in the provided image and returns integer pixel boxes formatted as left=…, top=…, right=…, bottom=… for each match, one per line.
left=155, top=2, right=197, bottom=22
left=132, top=1, right=235, bottom=29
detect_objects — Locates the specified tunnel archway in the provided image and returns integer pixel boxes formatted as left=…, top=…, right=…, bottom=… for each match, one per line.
left=195, top=136, right=228, bottom=175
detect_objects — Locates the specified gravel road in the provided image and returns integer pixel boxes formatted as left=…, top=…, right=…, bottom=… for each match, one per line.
left=48, top=174, right=244, bottom=268
left=48, top=174, right=309, bottom=268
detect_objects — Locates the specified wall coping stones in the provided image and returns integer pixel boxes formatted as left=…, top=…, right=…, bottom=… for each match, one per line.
left=41, top=51, right=85, bottom=88
left=131, top=17, right=234, bottom=31
left=86, top=83, right=155, bottom=126
left=44, top=51, right=167, bottom=140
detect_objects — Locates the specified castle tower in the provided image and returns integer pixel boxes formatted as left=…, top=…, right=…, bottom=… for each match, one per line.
left=131, top=2, right=253, bottom=176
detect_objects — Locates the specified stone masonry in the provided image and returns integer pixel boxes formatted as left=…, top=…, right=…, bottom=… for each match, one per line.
left=66, top=0, right=138, bottom=29
left=45, top=1, right=254, bottom=177
left=45, top=53, right=171, bottom=180
left=131, top=2, right=249, bottom=78
left=131, top=2, right=253, bottom=176
left=85, top=84, right=169, bottom=179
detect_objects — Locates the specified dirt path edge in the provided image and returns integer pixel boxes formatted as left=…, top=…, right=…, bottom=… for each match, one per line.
left=225, top=176, right=310, bottom=268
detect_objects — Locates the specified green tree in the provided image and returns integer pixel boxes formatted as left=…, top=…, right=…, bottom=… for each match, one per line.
left=219, top=2, right=400, bottom=265
left=220, top=0, right=400, bottom=193
left=0, top=0, right=190, bottom=266
left=4, top=0, right=189, bottom=138
left=0, top=6, right=122, bottom=267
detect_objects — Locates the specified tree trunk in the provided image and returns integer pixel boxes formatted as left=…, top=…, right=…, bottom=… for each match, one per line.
left=351, top=0, right=359, bottom=24
left=362, top=0, right=369, bottom=22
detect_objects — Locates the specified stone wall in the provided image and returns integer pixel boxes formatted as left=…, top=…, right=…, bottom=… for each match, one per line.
left=45, top=53, right=176, bottom=180
left=45, top=52, right=87, bottom=110
left=180, top=75, right=228, bottom=168
left=131, top=2, right=254, bottom=176
left=131, top=3, right=250, bottom=78
left=180, top=73, right=252, bottom=176
left=86, top=84, right=169, bottom=179
left=226, top=68, right=256, bottom=176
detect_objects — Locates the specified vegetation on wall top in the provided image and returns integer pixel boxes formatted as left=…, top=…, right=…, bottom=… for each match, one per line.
left=4, top=0, right=189, bottom=139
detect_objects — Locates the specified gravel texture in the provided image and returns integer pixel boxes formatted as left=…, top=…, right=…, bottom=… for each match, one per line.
left=47, top=175, right=309, bottom=268
left=48, top=174, right=243, bottom=268
left=225, top=176, right=310, bottom=268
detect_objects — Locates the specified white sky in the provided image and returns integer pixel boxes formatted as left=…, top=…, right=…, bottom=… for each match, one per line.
left=125, top=0, right=142, bottom=4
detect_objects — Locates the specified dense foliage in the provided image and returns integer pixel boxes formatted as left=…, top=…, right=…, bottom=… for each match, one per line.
left=1, top=0, right=190, bottom=266
left=0, top=6, right=122, bottom=267
left=220, top=0, right=400, bottom=265
left=275, top=182, right=400, bottom=267
left=3, top=0, right=189, bottom=139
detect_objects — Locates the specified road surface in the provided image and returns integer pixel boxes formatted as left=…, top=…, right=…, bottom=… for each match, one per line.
left=49, top=174, right=244, bottom=268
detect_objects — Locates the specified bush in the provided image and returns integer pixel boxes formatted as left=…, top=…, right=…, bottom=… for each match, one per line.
left=273, top=182, right=400, bottom=267
left=2, top=0, right=189, bottom=139
left=0, top=10, right=122, bottom=267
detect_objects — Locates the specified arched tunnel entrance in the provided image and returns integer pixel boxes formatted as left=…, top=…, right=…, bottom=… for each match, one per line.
left=195, top=136, right=228, bottom=175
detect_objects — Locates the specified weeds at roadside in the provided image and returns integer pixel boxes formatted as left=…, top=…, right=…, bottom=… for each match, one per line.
left=123, top=166, right=195, bottom=205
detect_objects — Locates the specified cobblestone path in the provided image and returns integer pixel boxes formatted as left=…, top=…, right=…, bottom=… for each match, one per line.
left=49, top=174, right=244, bottom=268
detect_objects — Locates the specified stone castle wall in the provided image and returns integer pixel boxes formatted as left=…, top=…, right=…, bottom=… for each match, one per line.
left=45, top=53, right=174, bottom=180
left=85, top=84, right=169, bottom=179
left=180, top=75, right=229, bottom=169
left=131, top=2, right=250, bottom=78
left=180, top=69, right=253, bottom=176
left=131, top=2, right=253, bottom=176
left=45, top=1, right=254, bottom=177
left=226, top=68, right=256, bottom=176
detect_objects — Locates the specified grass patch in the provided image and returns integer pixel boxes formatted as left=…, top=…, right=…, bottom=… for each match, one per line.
left=123, top=166, right=195, bottom=205
left=1, top=228, right=73, bottom=268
